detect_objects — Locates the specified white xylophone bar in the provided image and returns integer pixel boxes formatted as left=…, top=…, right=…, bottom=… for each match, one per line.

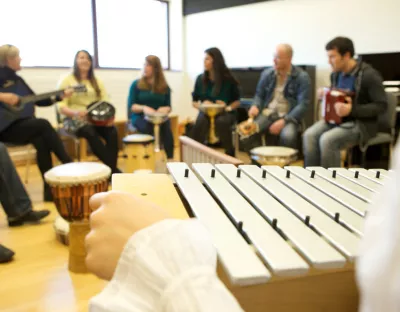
left=237, top=165, right=361, bottom=260
left=369, top=168, right=393, bottom=178
left=167, top=162, right=270, bottom=286
left=215, top=164, right=347, bottom=269
left=329, top=168, right=382, bottom=192
left=306, top=167, right=373, bottom=203
left=193, top=163, right=310, bottom=276
left=284, top=166, right=368, bottom=217
left=264, top=166, right=364, bottom=236
left=348, top=168, right=390, bottom=185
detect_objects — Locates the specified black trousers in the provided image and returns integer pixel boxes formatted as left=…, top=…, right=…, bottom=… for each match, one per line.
left=0, top=117, right=72, bottom=190
left=76, top=124, right=120, bottom=173
left=190, top=112, right=235, bottom=155
left=134, top=116, right=174, bottom=159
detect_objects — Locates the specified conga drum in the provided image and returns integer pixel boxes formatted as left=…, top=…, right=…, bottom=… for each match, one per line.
left=199, top=103, right=225, bottom=144
left=250, top=146, right=298, bottom=167
left=44, top=162, right=111, bottom=273
left=144, top=112, right=169, bottom=152
left=123, top=134, right=155, bottom=173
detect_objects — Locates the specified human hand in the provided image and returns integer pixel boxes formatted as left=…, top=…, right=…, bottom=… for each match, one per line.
left=202, top=100, right=214, bottom=105
left=62, top=88, right=74, bottom=99
left=85, top=191, right=170, bottom=281
left=335, top=97, right=352, bottom=117
left=216, top=100, right=227, bottom=107
left=157, top=106, right=171, bottom=114
left=143, top=106, right=156, bottom=115
left=0, top=93, right=19, bottom=106
left=248, top=105, right=260, bottom=118
left=317, top=88, right=326, bottom=100
left=269, top=118, right=285, bottom=135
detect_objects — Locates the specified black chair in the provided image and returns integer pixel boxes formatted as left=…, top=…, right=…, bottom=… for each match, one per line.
left=347, top=92, right=397, bottom=167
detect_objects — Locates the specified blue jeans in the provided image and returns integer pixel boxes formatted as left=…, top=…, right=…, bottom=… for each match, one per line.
left=0, top=143, right=32, bottom=222
left=134, top=116, right=174, bottom=159
left=303, top=120, right=361, bottom=168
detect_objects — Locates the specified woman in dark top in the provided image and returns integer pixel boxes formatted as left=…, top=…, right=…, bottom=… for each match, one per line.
left=0, top=44, right=73, bottom=201
left=190, top=47, right=240, bottom=157
left=127, top=55, right=174, bottom=160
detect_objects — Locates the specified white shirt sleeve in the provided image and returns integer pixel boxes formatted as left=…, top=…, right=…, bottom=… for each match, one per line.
left=356, top=139, right=400, bottom=312
left=89, top=218, right=244, bottom=312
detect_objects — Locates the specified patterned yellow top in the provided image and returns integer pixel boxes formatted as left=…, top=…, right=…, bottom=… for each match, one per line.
left=57, top=73, right=108, bottom=113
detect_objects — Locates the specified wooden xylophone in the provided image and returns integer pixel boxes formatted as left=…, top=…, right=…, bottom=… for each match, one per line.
left=179, top=135, right=243, bottom=168
left=167, top=163, right=390, bottom=312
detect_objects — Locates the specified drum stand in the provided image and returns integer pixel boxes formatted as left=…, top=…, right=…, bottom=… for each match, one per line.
left=69, top=221, right=91, bottom=273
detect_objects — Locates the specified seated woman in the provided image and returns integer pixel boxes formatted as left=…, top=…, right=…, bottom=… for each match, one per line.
left=127, top=55, right=174, bottom=160
left=57, top=50, right=121, bottom=174
left=0, top=44, right=73, bottom=202
left=190, top=47, right=241, bottom=157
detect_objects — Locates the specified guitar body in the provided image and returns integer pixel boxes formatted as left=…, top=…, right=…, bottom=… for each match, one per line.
left=0, top=80, right=36, bottom=132
left=0, top=83, right=87, bottom=133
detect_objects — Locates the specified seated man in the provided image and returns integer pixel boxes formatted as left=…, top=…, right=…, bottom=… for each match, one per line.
left=243, top=44, right=311, bottom=150
left=303, top=37, right=387, bottom=168
left=0, top=142, right=50, bottom=263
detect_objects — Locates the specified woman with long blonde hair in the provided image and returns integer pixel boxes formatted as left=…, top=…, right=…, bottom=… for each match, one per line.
left=127, top=55, right=174, bottom=160
left=0, top=44, right=73, bottom=202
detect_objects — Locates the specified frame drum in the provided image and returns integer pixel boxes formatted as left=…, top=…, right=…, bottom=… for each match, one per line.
left=250, top=146, right=298, bottom=166
left=123, top=134, right=155, bottom=173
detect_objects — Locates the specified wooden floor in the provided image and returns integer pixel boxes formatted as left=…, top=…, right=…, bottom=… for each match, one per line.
left=0, top=145, right=303, bottom=312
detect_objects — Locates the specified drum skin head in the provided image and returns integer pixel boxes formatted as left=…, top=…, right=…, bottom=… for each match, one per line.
left=123, top=133, right=154, bottom=144
left=44, top=162, right=111, bottom=185
left=251, top=146, right=298, bottom=157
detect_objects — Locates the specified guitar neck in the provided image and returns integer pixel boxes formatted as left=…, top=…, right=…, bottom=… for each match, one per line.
left=19, top=90, right=65, bottom=105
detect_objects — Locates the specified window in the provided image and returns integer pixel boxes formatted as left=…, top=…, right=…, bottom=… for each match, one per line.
left=0, top=0, right=170, bottom=69
left=0, top=0, right=94, bottom=67
left=96, top=0, right=169, bottom=69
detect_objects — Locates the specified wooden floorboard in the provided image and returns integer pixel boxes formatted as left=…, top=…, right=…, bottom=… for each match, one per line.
left=0, top=147, right=304, bottom=311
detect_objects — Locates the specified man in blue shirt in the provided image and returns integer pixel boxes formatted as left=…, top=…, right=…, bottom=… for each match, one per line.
left=303, top=37, right=387, bottom=168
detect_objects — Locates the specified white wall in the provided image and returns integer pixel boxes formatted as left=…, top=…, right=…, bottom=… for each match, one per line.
left=18, top=0, right=400, bottom=124
left=185, top=0, right=400, bottom=96
left=18, top=0, right=193, bottom=125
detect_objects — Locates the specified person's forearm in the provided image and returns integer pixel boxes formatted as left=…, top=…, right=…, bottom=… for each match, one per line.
left=60, top=106, right=80, bottom=118
left=131, top=104, right=146, bottom=113
left=193, top=101, right=200, bottom=109
left=89, top=219, right=244, bottom=312
left=158, top=106, right=171, bottom=113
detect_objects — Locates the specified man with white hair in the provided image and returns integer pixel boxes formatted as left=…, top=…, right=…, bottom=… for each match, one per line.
left=243, top=43, right=311, bottom=150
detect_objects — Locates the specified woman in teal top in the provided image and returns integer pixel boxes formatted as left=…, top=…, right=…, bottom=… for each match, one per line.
left=127, top=55, right=174, bottom=159
left=191, top=47, right=241, bottom=157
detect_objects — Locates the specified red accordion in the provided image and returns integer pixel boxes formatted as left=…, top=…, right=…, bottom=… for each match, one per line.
left=321, top=88, right=354, bottom=124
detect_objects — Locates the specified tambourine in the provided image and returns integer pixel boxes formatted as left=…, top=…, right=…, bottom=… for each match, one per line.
left=87, top=101, right=116, bottom=126
left=237, top=118, right=259, bottom=139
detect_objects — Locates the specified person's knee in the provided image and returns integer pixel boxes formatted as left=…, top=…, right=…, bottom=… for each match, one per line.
left=36, top=118, right=53, bottom=131
left=78, top=125, right=97, bottom=139
left=319, top=132, right=338, bottom=152
left=280, top=125, right=298, bottom=148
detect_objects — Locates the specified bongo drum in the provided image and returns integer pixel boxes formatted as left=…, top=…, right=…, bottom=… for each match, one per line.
left=250, top=146, right=298, bottom=167
left=123, top=134, right=155, bottom=173
left=144, top=112, right=169, bottom=152
left=44, top=162, right=111, bottom=273
left=199, top=103, right=225, bottom=144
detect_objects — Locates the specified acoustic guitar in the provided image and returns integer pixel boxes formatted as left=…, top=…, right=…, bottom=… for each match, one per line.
left=0, top=84, right=87, bottom=113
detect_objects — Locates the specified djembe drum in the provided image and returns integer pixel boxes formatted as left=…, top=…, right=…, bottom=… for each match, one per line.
left=199, top=103, right=225, bottom=144
left=44, top=162, right=111, bottom=273
left=250, top=146, right=298, bottom=167
left=123, top=134, right=155, bottom=173
left=144, top=112, right=169, bottom=152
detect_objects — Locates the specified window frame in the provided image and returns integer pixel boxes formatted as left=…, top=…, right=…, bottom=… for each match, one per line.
left=18, top=0, right=171, bottom=70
